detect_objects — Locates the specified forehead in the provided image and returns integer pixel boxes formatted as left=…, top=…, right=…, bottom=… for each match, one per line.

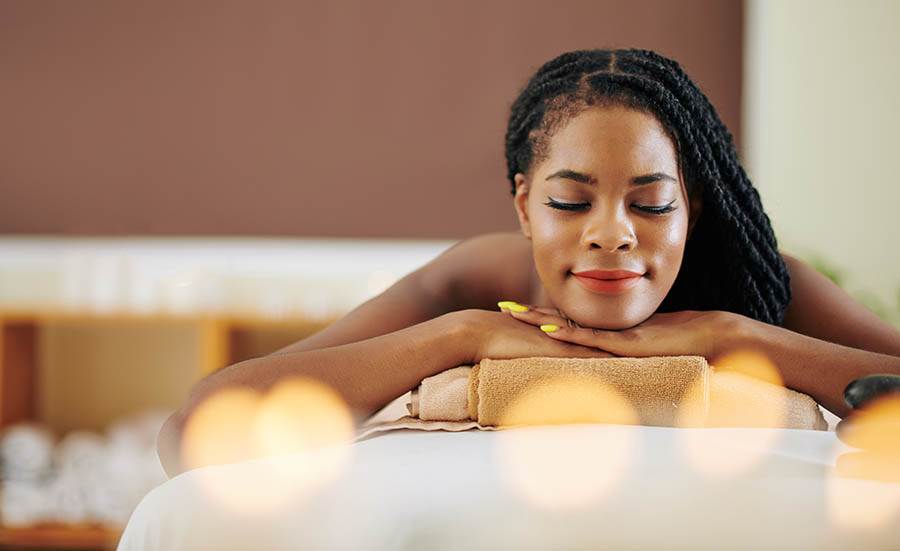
left=542, top=106, right=678, bottom=172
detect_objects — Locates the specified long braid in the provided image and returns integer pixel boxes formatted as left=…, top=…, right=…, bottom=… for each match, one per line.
left=598, top=71, right=776, bottom=321
left=503, top=48, right=792, bottom=326
left=624, top=53, right=784, bottom=264
left=619, top=51, right=791, bottom=310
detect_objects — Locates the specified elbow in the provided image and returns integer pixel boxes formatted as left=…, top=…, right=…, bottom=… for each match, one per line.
left=157, top=408, right=188, bottom=478
left=156, top=366, right=235, bottom=477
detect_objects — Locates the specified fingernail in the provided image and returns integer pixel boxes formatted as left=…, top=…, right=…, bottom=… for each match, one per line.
left=540, top=324, right=559, bottom=333
left=497, top=301, right=529, bottom=313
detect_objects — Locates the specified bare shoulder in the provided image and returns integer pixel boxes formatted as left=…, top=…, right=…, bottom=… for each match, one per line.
left=780, top=251, right=900, bottom=356
left=419, top=231, right=533, bottom=312
left=270, top=231, right=531, bottom=356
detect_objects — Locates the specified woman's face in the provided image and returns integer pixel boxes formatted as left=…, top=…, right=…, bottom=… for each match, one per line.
left=513, top=105, right=702, bottom=330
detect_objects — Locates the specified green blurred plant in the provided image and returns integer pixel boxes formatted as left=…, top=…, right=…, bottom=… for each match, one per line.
left=803, top=252, right=900, bottom=328
left=804, top=253, right=846, bottom=287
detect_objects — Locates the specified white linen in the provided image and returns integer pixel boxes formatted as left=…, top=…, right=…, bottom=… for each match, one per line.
left=118, top=424, right=900, bottom=550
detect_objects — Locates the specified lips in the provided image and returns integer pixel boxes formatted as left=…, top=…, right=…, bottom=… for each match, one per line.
left=571, top=269, right=644, bottom=294
left=571, top=269, right=644, bottom=280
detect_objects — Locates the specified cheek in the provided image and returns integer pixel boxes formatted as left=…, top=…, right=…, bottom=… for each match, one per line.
left=648, top=215, right=689, bottom=279
left=529, top=205, right=569, bottom=238
left=658, top=220, right=687, bottom=253
left=528, top=207, right=571, bottom=267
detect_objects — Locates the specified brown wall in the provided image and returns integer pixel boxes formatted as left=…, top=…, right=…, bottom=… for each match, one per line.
left=0, top=0, right=743, bottom=239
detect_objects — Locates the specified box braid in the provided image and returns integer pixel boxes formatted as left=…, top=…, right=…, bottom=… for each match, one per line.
left=504, top=49, right=791, bottom=326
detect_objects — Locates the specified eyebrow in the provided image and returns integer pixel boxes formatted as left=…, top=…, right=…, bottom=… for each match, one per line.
left=544, top=169, right=677, bottom=186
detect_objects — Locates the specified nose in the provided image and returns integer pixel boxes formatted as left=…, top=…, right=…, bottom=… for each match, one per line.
left=581, top=203, right=636, bottom=251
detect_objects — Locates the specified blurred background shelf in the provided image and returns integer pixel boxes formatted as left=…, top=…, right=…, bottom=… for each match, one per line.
left=0, top=309, right=341, bottom=549
left=0, top=309, right=338, bottom=430
left=0, top=309, right=337, bottom=550
left=0, top=523, right=120, bottom=550
left=0, top=238, right=452, bottom=549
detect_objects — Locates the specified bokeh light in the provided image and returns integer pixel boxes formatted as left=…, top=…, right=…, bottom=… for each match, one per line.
left=835, top=394, right=900, bottom=455
left=180, top=377, right=354, bottom=513
left=710, top=348, right=784, bottom=387
left=676, top=349, right=785, bottom=478
left=181, top=387, right=262, bottom=470
left=494, top=377, right=639, bottom=511
left=827, top=393, right=900, bottom=527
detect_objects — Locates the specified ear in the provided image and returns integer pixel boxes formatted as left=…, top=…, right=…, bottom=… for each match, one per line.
left=513, top=173, right=532, bottom=240
left=687, top=192, right=703, bottom=239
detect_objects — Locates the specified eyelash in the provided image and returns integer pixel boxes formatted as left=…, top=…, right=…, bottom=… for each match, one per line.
left=543, top=198, right=677, bottom=215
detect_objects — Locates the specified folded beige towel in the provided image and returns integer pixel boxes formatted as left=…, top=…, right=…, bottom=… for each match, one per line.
left=356, top=355, right=827, bottom=441
left=469, top=356, right=709, bottom=427
left=415, top=365, right=472, bottom=421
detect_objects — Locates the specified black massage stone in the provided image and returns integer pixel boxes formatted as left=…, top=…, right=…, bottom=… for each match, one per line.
left=836, top=374, right=900, bottom=452
left=843, top=374, right=900, bottom=410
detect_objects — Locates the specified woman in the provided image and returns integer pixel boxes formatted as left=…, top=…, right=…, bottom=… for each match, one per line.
left=159, top=48, right=900, bottom=476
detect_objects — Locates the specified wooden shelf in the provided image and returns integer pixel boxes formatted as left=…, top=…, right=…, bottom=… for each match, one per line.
left=0, top=307, right=338, bottom=549
left=0, top=308, right=336, bottom=428
left=0, top=523, right=120, bottom=550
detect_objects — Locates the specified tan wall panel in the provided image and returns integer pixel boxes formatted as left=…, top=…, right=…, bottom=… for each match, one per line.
left=38, top=322, right=200, bottom=432
left=1, top=0, right=743, bottom=239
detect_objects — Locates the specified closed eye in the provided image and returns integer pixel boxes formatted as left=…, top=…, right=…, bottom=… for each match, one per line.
left=543, top=198, right=589, bottom=211
left=543, top=198, right=677, bottom=215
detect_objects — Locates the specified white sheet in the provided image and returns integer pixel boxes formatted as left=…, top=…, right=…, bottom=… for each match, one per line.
left=118, top=424, right=900, bottom=550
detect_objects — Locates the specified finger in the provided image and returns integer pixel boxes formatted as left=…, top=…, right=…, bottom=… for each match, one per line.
left=496, top=301, right=559, bottom=316
left=507, top=307, right=560, bottom=317
left=497, top=300, right=529, bottom=313
left=539, top=325, right=650, bottom=357
left=506, top=307, right=568, bottom=328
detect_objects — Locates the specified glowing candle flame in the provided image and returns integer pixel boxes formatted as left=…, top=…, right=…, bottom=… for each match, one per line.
left=494, top=377, right=638, bottom=510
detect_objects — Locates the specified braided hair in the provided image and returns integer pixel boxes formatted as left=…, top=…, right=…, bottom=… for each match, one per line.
left=504, top=48, right=791, bottom=326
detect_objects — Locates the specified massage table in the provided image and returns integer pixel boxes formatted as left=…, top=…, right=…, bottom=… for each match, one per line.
left=118, top=413, right=900, bottom=549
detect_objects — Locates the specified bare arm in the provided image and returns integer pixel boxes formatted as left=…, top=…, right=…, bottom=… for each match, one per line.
left=780, top=252, right=900, bottom=357
left=158, top=311, right=471, bottom=477
left=268, top=232, right=530, bottom=357
left=157, top=238, right=464, bottom=477
left=157, top=232, right=527, bottom=477
left=737, top=318, right=900, bottom=419
left=736, top=253, right=900, bottom=419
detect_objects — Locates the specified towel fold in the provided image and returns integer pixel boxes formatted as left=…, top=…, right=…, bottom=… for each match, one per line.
left=359, top=355, right=827, bottom=441
left=413, top=365, right=472, bottom=421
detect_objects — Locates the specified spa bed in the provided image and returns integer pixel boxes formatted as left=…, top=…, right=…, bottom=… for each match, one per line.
left=118, top=421, right=900, bottom=550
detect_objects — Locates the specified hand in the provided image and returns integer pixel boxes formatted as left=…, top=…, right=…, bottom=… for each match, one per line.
left=450, top=309, right=615, bottom=364
left=498, top=302, right=746, bottom=364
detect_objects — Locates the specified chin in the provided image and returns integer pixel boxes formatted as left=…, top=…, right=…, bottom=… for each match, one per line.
left=557, top=273, right=662, bottom=331
left=565, top=304, right=655, bottom=331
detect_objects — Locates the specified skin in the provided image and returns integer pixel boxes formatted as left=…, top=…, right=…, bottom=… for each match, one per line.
left=160, top=100, right=900, bottom=476
left=512, top=105, right=703, bottom=330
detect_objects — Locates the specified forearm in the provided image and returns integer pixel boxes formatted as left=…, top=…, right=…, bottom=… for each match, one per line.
left=192, top=312, right=470, bottom=420
left=737, top=318, right=900, bottom=419
left=159, top=312, right=470, bottom=476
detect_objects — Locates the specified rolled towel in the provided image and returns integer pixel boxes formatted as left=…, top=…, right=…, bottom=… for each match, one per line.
left=0, top=480, right=52, bottom=526
left=54, top=430, right=106, bottom=480
left=704, top=368, right=827, bottom=430
left=0, top=423, right=55, bottom=482
left=364, top=355, right=826, bottom=440
left=408, top=366, right=472, bottom=421
left=47, top=471, right=90, bottom=525
left=469, top=356, right=709, bottom=428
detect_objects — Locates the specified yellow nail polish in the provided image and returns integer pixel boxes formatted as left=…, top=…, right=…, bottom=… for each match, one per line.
left=540, top=324, right=559, bottom=333
left=497, top=301, right=528, bottom=313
